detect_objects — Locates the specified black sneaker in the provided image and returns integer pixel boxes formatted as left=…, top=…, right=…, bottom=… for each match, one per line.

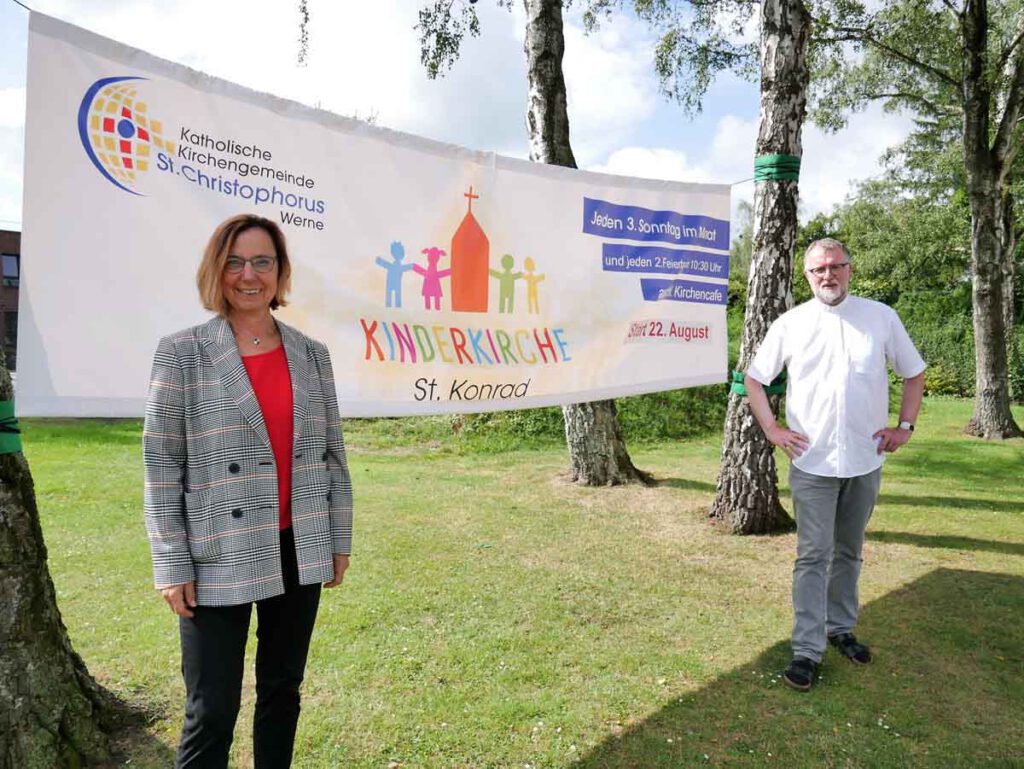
left=782, top=656, right=818, bottom=691
left=828, top=632, right=872, bottom=664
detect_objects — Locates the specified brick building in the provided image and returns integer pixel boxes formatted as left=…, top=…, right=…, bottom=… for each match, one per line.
left=0, top=229, right=20, bottom=370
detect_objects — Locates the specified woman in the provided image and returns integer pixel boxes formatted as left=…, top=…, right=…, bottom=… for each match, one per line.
left=143, top=214, right=352, bottom=768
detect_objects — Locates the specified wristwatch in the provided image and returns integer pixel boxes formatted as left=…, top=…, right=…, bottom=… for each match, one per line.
left=898, top=421, right=914, bottom=431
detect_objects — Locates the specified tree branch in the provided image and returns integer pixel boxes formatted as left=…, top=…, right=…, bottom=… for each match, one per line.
left=416, top=0, right=472, bottom=80
left=939, top=0, right=962, bottom=19
left=863, top=91, right=957, bottom=117
left=830, top=26, right=959, bottom=87
left=997, top=26, right=1024, bottom=74
left=297, top=0, right=310, bottom=66
left=994, top=60, right=1024, bottom=176
left=994, top=14, right=1024, bottom=172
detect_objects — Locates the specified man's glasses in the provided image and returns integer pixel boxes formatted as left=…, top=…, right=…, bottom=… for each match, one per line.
left=806, top=262, right=850, bottom=278
left=224, top=256, right=277, bottom=274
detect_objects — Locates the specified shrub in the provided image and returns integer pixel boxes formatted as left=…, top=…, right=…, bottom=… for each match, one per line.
left=1009, top=326, right=1024, bottom=403
left=895, top=287, right=975, bottom=396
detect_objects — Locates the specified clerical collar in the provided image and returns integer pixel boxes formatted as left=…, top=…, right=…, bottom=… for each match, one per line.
left=816, top=294, right=851, bottom=313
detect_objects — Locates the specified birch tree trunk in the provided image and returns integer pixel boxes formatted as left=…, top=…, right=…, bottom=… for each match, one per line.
left=523, top=0, right=651, bottom=486
left=962, top=0, right=1022, bottom=438
left=997, top=188, right=1020, bottom=400
left=0, top=349, right=117, bottom=766
left=709, top=0, right=809, bottom=533
left=996, top=11, right=1023, bottom=403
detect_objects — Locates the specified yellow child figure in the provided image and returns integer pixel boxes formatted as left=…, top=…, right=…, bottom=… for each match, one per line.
left=523, top=257, right=545, bottom=315
left=489, top=253, right=523, bottom=314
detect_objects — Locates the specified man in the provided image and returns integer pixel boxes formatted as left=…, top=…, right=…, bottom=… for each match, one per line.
left=744, top=238, right=926, bottom=691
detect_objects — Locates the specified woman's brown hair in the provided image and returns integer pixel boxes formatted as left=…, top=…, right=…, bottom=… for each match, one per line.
left=196, top=214, right=292, bottom=316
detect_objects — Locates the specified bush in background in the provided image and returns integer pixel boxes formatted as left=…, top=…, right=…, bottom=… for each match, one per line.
left=895, top=286, right=976, bottom=396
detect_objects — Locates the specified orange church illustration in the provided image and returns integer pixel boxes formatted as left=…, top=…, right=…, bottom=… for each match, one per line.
left=450, top=186, right=490, bottom=312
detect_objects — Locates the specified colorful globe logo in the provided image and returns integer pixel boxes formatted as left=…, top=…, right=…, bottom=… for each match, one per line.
left=77, top=76, right=175, bottom=195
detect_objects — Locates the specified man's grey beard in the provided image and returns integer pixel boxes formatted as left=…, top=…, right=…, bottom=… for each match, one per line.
left=815, top=285, right=848, bottom=306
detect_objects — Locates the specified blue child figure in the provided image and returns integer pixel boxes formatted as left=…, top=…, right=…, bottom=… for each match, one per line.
left=375, top=241, right=415, bottom=308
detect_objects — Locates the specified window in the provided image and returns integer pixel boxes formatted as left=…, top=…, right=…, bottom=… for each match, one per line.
left=2, top=254, right=18, bottom=287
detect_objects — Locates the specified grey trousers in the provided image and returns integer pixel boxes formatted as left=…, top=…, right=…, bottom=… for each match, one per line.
left=789, top=465, right=882, bottom=663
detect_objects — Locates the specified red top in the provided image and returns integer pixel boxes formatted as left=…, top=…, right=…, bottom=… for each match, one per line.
left=241, top=345, right=293, bottom=530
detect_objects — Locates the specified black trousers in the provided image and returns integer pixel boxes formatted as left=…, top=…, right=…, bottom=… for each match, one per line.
left=176, top=528, right=322, bottom=769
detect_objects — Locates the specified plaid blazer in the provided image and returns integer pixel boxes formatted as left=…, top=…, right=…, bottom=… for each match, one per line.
left=143, top=316, right=353, bottom=606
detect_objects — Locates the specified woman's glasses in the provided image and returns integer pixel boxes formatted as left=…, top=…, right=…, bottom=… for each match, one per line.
left=224, top=256, right=277, bottom=274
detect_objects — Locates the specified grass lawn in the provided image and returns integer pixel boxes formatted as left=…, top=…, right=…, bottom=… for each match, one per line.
left=23, top=397, right=1024, bottom=768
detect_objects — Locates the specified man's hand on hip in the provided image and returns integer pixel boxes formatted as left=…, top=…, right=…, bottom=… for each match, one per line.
left=766, top=424, right=810, bottom=460
left=872, top=426, right=912, bottom=454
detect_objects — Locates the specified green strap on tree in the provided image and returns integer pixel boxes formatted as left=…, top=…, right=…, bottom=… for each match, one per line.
left=0, top=400, right=21, bottom=454
left=730, top=370, right=787, bottom=396
left=754, top=154, right=801, bottom=182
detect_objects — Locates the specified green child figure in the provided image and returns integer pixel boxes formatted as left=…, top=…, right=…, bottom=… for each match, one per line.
left=522, top=257, right=545, bottom=315
left=489, top=253, right=523, bottom=314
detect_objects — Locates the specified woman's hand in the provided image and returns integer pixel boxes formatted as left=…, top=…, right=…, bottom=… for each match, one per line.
left=161, top=582, right=197, bottom=618
left=324, top=554, right=350, bottom=588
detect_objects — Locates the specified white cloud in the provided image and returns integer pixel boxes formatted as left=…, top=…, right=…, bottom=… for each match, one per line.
left=564, top=20, right=654, bottom=119
left=0, top=126, right=23, bottom=227
left=0, top=88, right=26, bottom=128
left=0, top=127, right=21, bottom=181
left=589, top=146, right=711, bottom=183
left=799, top=105, right=914, bottom=216
left=588, top=114, right=756, bottom=185
left=587, top=114, right=755, bottom=223
left=708, top=107, right=914, bottom=221
left=587, top=103, right=913, bottom=227
left=0, top=92, right=25, bottom=222
left=707, top=114, right=759, bottom=183
left=562, top=13, right=660, bottom=164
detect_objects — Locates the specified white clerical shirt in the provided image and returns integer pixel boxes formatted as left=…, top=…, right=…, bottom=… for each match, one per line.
left=747, top=295, right=926, bottom=478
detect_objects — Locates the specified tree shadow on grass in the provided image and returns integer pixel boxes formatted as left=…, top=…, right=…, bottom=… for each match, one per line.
left=890, top=446, right=1024, bottom=486
left=573, top=569, right=1024, bottom=768
left=656, top=477, right=717, bottom=494
left=878, top=493, right=1023, bottom=515
left=97, top=697, right=176, bottom=768
left=867, top=530, right=1024, bottom=557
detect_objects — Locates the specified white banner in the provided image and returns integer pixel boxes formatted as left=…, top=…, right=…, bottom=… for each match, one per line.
left=19, top=13, right=730, bottom=417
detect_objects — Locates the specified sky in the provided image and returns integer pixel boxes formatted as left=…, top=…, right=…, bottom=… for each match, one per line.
left=0, top=0, right=914, bottom=234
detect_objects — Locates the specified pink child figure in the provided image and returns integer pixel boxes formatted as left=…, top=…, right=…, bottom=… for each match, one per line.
left=413, top=246, right=451, bottom=310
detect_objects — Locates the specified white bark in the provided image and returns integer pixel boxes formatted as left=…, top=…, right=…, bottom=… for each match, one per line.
left=710, top=0, right=810, bottom=533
